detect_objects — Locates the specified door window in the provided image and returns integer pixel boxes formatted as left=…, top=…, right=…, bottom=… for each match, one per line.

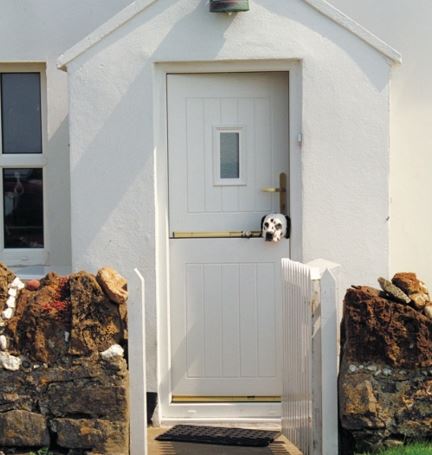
left=220, top=132, right=240, bottom=179
left=213, top=126, right=245, bottom=186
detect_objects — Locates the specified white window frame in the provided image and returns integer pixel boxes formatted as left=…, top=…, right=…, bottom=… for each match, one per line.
left=0, top=63, right=48, bottom=266
left=212, top=125, right=247, bottom=186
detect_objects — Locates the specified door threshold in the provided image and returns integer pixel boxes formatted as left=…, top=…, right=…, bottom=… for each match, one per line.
left=172, top=396, right=281, bottom=403
left=161, top=401, right=281, bottom=422
left=160, top=416, right=281, bottom=430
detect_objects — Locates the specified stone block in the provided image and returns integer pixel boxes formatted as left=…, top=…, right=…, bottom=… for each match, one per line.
left=69, top=272, right=124, bottom=356
left=342, top=286, right=432, bottom=368
left=46, top=381, right=128, bottom=420
left=96, top=268, right=127, bottom=305
left=0, top=410, right=49, bottom=447
left=51, top=418, right=128, bottom=454
left=0, top=391, right=33, bottom=413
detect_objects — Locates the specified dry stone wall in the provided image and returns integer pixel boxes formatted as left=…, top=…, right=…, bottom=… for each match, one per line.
left=0, top=264, right=129, bottom=455
left=339, top=273, right=432, bottom=453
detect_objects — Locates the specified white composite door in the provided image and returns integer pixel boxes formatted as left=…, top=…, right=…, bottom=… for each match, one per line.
left=168, top=72, right=289, bottom=398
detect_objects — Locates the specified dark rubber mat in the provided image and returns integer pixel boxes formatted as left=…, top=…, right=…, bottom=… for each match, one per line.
left=155, top=425, right=280, bottom=447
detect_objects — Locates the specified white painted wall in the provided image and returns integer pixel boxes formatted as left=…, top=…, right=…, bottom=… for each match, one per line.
left=329, top=0, right=432, bottom=288
left=0, top=0, right=131, bottom=267
left=5, top=1, right=431, bottom=399
left=65, top=0, right=392, bottom=393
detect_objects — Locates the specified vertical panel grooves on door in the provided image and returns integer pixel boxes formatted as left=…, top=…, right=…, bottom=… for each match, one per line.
left=238, top=98, right=253, bottom=211
left=186, top=98, right=205, bottom=213
left=253, top=99, right=257, bottom=209
left=218, top=99, right=223, bottom=209
left=220, top=264, right=224, bottom=377
left=258, top=263, right=276, bottom=378
left=220, top=263, right=240, bottom=377
left=204, top=264, right=222, bottom=377
left=255, top=263, right=259, bottom=377
left=205, top=98, right=221, bottom=213
left=185, top=263, right=205, bottom=378
left=221, top=263, right=240, bottom=377
left=255, top=98, right=272, bottom=212
left=203, top=99, right=208, bottom=212
left=202, top=263, right=207, bottom=378
left=185, top=99, right=190, bottom=213
left=202, top=100, right=207, bottom=213
left=185, top=263, right=190, bottom=377
left=239, top=263, right=258, bottom=378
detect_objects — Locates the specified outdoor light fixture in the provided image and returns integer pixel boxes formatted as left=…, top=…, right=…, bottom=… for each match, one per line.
left=209, top=0, right=249, bottom=13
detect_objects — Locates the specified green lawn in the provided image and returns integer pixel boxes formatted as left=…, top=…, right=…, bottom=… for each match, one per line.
left=357, top=444, right=432, bottom=455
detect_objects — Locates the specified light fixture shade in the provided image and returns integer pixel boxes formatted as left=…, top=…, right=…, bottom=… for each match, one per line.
left=209, top=0, right=249, bottom=13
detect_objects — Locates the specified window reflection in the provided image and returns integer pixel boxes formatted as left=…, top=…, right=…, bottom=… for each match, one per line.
left=220, top=132, right=240, bottom=179
left=3, top=168, right=43, bottom=248
left=1, top=73, right=42, bottom=154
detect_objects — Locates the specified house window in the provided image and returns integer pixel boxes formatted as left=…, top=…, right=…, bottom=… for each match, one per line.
left=1, top=73, right=42, bottom=155
left=0, top=65, right=47, bottom=265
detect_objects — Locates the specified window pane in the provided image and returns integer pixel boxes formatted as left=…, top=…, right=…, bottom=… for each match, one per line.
left=220, top=132, right=240, bottom=179
left=1, top=73, right=42, bottom=154
left=3, top=168, right=43, bottom=248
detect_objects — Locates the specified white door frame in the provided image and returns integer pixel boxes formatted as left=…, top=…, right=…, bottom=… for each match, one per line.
left=154, top=60, right=303, bottom=424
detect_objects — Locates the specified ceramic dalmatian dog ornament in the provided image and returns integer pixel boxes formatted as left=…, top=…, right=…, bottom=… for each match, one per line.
left=261, top=213, right=291, bottom=242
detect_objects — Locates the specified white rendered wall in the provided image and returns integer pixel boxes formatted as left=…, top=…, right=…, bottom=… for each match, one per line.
left=0, top=0, right=131, bottom=267
left=329, top=0, right=432, bottom=288
left=66, top=0, right=392, bottom=392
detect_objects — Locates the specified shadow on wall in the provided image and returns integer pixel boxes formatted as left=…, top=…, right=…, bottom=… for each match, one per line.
left=263, top=0, right=390, bottom=91
left=69, top=0, right=233, bottom=265
left=46, top=116, right=71, bottom=266
left=69, top=0, right=390, bottom=266
left=66, top=0, right=392, bottom=397
left=68, top=0, right=233, bottom=395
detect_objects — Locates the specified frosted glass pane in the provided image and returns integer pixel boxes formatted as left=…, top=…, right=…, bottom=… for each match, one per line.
left=3, top=168, right=43, bottom=248
left=220, top=132, right=239, bottom=179
left=1, top=73, right=42, bottom=154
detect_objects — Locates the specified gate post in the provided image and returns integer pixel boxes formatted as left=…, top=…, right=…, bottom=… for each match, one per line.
left=308, top=259, right=341, bottom=455
left=126, top=268, right=147, bottom=455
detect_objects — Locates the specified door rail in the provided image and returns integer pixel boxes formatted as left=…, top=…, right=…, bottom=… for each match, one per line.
left=172, top=230, right=262, bottom=239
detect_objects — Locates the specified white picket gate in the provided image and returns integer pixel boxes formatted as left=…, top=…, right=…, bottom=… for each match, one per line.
left=129, top=260, right=339, bottom=455
left=281, top=258, right=341, bottom=455
left=129, top=268, right=147, bottom=455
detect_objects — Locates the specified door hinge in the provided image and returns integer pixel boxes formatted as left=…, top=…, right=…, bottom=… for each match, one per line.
left=297, top=132, right=303, bottom=145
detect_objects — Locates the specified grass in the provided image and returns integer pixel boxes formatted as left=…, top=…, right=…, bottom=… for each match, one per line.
left=357, top=443, right=432, bottom=455
left=29, top=449, right=52, bottom=455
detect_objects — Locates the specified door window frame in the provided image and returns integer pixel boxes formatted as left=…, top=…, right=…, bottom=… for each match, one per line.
left=213, top=125, right=246, bottom=186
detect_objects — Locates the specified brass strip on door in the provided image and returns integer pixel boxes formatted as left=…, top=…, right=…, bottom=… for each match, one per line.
left=172, top=231, right=262, bottom=239
left=172, top=395, right=281, bottom=403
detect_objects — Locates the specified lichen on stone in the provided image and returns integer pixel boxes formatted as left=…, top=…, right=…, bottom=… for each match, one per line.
left=340, top=273, right=432, bottom=453
left=0, top=262, right=129, bottom=454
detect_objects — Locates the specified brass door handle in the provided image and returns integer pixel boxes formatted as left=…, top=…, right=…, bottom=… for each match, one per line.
left=261, top=187, right=284, bottom=193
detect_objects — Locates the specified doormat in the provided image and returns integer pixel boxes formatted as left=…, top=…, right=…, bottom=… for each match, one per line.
left=155, top=425, right=280, bottom=447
